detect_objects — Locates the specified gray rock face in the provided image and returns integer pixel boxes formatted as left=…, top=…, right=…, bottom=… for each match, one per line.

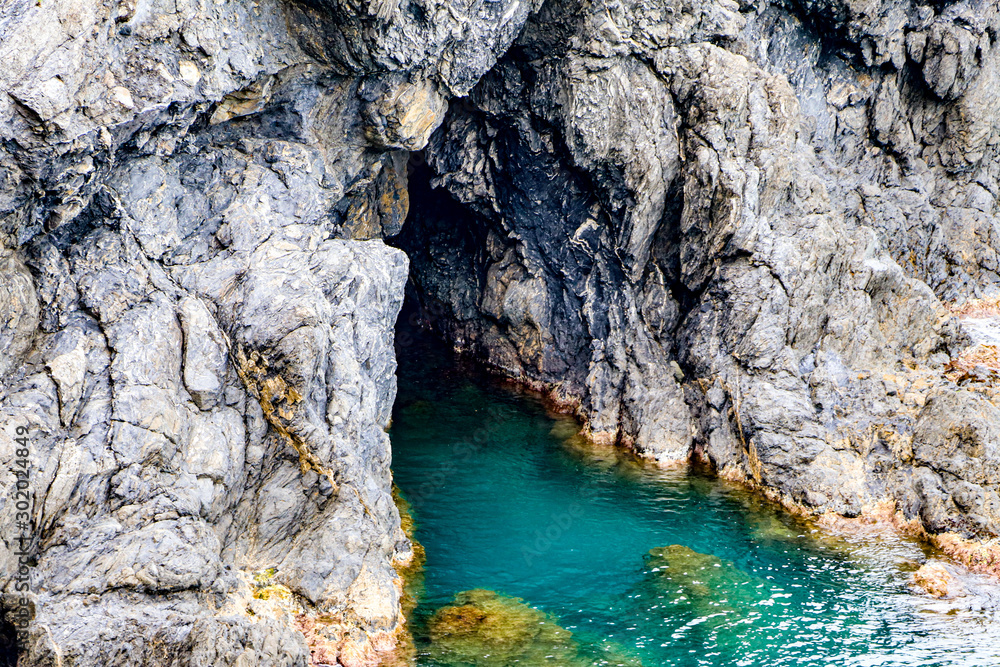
left=0, top=0, right=542, bottom=664
left=3, top=216, right=410, bottom=664
left=0, top=248, right=39, bottom=379
left=902, top=390, right=1000, bottom=536
left=398, top=0, right=1000, bottom=539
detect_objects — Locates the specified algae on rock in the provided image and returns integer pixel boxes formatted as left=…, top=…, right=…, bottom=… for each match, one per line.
left=425, top=589, right=582, bottom=667
left=427, top=589, right=580, bottom=667
left=636, top=545, right=768, bottom=621
left=425, top=589, right=643, bottom=667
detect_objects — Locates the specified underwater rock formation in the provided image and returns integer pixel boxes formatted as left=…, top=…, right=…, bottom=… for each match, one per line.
left=425, top=589, right=582, bottom=667
left=425, top=589, right=643, bottom=667
left=638, top=545, right=766, bottom=619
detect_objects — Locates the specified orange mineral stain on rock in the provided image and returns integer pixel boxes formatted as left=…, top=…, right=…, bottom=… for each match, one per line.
left=911, top=561, right=963, bottom=598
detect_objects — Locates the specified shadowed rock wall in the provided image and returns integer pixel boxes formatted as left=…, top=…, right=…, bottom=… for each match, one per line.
left=398, top=0, right=1000, bottom=542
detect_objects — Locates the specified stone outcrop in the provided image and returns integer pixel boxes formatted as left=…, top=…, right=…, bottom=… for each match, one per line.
left=0, top=0, right=538, bottom=664
left=397, top=0, right=1000, bottom=548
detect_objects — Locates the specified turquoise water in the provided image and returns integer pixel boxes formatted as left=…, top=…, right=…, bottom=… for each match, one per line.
left=390, top=340, right=1000, bottom=667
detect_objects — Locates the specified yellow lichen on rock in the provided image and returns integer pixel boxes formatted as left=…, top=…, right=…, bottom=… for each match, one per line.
left=248, top=567, right=298, bottom=611
left=234, top=344, right=337, bottom=485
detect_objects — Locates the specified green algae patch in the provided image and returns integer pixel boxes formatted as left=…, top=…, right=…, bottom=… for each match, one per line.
left=745, top=510, right=807, bottom=544
left=251, top=567, right=295, bottom=602
left=639, top=545, right=768, bottom=619
left=426, top=589, right=586, bottom=667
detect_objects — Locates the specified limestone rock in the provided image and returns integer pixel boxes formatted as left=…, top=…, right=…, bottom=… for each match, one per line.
left=904, top=390, right=1000, bottom=537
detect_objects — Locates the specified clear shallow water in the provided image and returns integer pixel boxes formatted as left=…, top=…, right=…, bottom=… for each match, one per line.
left=389, top=341, right=1000, bottom=667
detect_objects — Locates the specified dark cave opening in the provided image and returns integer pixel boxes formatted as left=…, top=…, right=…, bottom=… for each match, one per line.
left=385, top=136, right=699, bottom=390
left=388, top=151, right=528, bottom=397
left=0, top=613, right=19, bottom=667
left=388, top=152, right=492, bottom=344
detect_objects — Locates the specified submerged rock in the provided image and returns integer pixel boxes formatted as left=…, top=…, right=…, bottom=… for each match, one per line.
left=426, top=589, right=642, bottom=667
left=425, top=589, right=643, bottom=667
left=426, top=589, right=582, bottom=667
left=611, top=545, right=773, bottom=659
left=638, top=545, right=767, bottom=619
left=912, top=561, right=964, bottom=599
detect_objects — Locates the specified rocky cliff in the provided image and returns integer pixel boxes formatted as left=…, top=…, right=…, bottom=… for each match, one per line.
left=398, top=0, right=1000, bottom=547
left=2, top=0, right=1000, bottom=664
left=0, top=0, right=535, bottom=664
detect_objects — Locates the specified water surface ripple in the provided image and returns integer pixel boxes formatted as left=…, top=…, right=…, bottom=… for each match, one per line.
left=390, top=346, right=1000, bottom=666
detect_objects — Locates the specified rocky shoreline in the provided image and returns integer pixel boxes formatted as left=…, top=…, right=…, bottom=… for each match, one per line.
left=3, top=0, right=1000, bottom=663
left=397, top=0, right=1000, bottom=555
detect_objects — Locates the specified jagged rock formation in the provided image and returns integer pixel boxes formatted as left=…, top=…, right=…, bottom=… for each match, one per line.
left=4, top=0, right=1000, bottom=663
left=0, top=0, right=538, bottom=664
left=398, top=0, right=1000, bottom=543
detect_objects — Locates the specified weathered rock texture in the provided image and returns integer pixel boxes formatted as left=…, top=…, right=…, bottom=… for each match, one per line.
left=397, top=0, right=1000, bottom=545
left=0, top=0, right=538, bottom=664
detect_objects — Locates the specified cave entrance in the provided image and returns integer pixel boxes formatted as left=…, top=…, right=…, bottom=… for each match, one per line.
left=388, top=151, right=490, bottom=350
left=0, top=612, right=18, bottom=667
